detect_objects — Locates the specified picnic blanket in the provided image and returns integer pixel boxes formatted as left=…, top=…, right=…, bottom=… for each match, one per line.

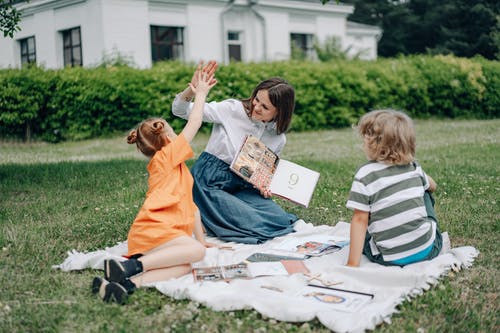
left=53, top=220, right=478, bottom=333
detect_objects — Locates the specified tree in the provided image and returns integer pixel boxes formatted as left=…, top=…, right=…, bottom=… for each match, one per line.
left=0, top=0, right=28, bottom=38
left=340, top=0, right=499, bottom=60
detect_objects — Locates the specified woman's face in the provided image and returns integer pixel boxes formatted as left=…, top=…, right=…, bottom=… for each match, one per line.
left=251, top=89, right=277, bottom=122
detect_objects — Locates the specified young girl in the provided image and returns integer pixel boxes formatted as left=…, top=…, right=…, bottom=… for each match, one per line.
left=171, top=61, right=298, bottom=244
left=346, top=109, right=443, bottom=267
left=92, top=68, right=217, bottom=304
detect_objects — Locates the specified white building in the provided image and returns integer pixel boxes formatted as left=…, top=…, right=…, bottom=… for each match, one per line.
left=0, top=0, right=382, bottom=69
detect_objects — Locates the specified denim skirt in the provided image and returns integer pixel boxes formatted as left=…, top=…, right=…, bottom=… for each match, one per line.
left=190, top=152, right=297, bottom=244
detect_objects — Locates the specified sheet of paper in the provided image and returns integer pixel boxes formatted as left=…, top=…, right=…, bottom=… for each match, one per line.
left=247, top=262, right=289, bottom=277
left=269, top=159, right=320, bottom=207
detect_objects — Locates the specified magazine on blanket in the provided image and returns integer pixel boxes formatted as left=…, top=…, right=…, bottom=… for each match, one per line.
left=230, top=135, right=320, bottom=207
left=269, top=234, right=350, bottom=259
left=298, top=284, right=374, bottom=313
left=192, top=260, right=309, bottom=282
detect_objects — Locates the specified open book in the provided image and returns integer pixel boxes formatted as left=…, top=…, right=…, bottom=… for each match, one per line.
left=192, top=260, right=309, bottom=282
left=266, top=234, right=350, bottom=259
left=230, top=135, right=320, bottom=207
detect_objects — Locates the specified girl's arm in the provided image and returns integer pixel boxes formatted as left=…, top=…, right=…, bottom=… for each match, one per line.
left=346, top=209, right=369, bottom=267
left=181, top=70, right=217, bottom=143
left=173, top=61, right=218, bottom=117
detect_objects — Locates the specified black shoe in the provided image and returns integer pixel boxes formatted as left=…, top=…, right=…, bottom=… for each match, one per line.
left=104, top=258, right=143, bottom=283
left=120, top=278, right=137, bottom=295
left=91, top=276, right=128, bottom=304
left=103, top=282, right=128, bottom=305
left=92, top=276, right=104, bottom=294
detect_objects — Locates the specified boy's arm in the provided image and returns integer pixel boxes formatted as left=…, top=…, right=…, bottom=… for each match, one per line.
left=346, top=209, right=369, bottom=267
left=427, top=175, right=437, bottom=192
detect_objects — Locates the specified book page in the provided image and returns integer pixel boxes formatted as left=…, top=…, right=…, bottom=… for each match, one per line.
left=297, top=285, right=373, bottom=313
left=247, top=262, right=289, bottom=277
left=272, top=235, right=350, bottom=257
left=230, top=135, right=279, bottom=190
left=269, top=159, right=320, bottom=207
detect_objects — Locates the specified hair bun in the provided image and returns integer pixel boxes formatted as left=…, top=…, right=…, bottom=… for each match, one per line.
left=152, top=120, right=165, bottom=134
left=127, top=130, right=137, bottom=144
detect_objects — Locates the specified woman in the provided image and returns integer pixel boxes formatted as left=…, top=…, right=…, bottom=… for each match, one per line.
left=171, top=61, right=298, bottom=244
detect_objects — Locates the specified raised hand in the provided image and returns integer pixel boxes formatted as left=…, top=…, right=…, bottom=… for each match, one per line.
left=189, top=68, right=217, bottom=95
left=190, top=60, right=218, bottom=89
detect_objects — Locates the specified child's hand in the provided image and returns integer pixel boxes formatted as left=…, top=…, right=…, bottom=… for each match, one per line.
left=190, top=60, right=217, bottom=90
left=189, top=70, right=217, bottom=95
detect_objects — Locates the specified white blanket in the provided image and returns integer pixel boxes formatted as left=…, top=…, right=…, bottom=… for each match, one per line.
left=53, top=221, right=478, bottom=333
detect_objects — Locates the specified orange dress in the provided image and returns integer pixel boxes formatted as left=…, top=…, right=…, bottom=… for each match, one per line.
left=127, top=134, right=197, bottom=256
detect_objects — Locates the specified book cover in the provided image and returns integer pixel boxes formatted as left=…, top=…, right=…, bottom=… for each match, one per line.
left=192, top=261, right=309, bottom=282
left=230, top=135, right=320, bottom=207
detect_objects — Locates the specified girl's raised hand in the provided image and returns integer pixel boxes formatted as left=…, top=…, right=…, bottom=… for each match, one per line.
left=189, top=69, right=217, bottom=94
left=190, top=60, right=218, bottom=89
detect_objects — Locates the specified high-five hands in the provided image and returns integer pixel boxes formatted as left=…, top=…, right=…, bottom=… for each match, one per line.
left=190, top=60, right=218, bottom=89
left=188, top=67, right=217, bottom=94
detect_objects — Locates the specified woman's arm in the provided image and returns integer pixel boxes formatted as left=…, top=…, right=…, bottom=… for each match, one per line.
left=346, top=209, right=369, bottom=267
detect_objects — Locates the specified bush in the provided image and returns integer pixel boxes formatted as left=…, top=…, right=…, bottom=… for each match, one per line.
left=0, top=56, right=497, bottom=142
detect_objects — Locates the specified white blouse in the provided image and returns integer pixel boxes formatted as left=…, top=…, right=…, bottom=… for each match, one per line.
left=172, top=95, right=287, bottom=164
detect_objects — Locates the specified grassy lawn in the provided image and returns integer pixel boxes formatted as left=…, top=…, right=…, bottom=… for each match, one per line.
left=0, top=119, right=498, bottom=332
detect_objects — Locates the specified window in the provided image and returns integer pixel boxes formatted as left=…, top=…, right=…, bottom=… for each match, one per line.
left=19, top=36, right=36, bottom=65
left=290, top=33, right=314, bottom=60
left=150, top=26, right=184, bottom=62
left=227, top=31, right=242, bottom=62
left=62, top=27, right=82, bottom=67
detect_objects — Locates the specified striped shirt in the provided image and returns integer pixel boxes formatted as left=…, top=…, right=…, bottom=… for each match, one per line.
left=346, top=161, right=436, bottom=262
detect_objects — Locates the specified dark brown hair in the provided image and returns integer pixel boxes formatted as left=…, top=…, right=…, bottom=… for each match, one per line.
left=241, top=77, right=295, bottom=135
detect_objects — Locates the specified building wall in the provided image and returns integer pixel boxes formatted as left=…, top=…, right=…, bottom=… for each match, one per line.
left=345, top=34, right=378, bottom=60
left=0, top=0, right=379, bottom=69
left=100, top=0, right=149, bottom=67
left=186, top=2, right=225, bottom=64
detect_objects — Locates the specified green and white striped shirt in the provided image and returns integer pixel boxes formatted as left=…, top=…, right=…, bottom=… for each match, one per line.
left=346, top=161, right=436, bottom=262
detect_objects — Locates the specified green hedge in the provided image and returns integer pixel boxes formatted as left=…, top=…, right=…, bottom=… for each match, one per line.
left=0, top=56, right=498, bottom=142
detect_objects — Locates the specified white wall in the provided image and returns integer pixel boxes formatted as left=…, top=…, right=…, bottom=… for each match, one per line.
left=187, top=3, right=225, bottom=64
left=257, top=10, right=290, bottom=61
left=101, top=0, right=149, bottom=68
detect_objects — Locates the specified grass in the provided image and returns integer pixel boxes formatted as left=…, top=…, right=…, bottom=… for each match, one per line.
left=0, top=119, right=498, bottom=333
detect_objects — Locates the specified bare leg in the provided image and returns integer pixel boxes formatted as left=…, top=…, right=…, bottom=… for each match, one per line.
left=131, top=264, right=192, bottom=287
left=138, top=235, right=205, bottom=271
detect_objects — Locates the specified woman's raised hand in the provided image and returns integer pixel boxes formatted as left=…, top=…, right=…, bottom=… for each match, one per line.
left=189, top=68, right=217, bottom=95
left=190, top=60, right=218, bottom=89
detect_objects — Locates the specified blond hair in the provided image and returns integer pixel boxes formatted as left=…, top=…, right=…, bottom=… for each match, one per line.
left=127, top=118, right=169, bottom=158
left=356, top=109, right=415, bottom=165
